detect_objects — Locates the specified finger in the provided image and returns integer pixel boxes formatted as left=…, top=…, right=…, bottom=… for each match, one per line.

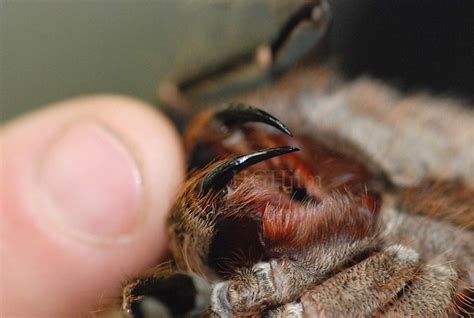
left=0, top=95, right=185, bottom=317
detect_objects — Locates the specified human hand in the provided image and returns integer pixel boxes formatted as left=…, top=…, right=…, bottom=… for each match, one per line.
left=0, top=96, right=185, bottom=317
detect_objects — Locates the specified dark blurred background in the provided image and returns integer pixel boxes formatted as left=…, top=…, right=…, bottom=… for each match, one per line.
left=330, top=0, right=474, bottom=98
left=2, top=0, right=473, bottom=122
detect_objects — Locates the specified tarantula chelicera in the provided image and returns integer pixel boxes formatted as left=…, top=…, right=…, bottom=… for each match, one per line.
left=121, top=98, right=473, bottom=317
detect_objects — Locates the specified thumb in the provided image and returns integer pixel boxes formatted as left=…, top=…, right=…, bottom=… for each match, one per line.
left=0, top=95, right=185, bottom=317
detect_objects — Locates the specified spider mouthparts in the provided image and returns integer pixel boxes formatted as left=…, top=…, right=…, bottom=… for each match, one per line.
left=202, top=146, right=299, bottom=192
left=214, top=103, right=293, bottom=136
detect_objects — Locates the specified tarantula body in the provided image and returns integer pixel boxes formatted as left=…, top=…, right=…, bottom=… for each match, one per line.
left=118, top=0, right=474, bottom=314
left=123, top=87, right=473, bottom=317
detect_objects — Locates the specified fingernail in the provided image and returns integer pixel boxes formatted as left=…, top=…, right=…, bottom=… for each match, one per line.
left=38, top=122, right=143, bottom=241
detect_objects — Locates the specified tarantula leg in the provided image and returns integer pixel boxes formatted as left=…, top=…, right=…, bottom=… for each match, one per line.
left=210, top=239, right=378, bottom=315
left=201, top=146, right=298, bottom=192
left=300, top=245, right=420, bottom=317
left=377, top=263, right=459, bottom=316
left=265, top=253, right=461, bottom=317
left=213, top=103, right=292, bottom=136
left=264, top=302, right=304, bottom=318
left=122, top=273, right=211, bottom=318
left=266, top=0, right=331, bottom=74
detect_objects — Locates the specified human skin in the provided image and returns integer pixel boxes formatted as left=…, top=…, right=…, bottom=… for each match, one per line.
left=0, top=95, right=185, bottom=317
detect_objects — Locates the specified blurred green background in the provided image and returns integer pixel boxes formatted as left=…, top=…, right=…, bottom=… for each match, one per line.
left=1, top=0, right=304, bottom=121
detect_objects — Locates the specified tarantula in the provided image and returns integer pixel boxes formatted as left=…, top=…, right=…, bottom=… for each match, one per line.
left=116, top=0, right=473, bottom=316
left=121, top=98, right=473, bottom=317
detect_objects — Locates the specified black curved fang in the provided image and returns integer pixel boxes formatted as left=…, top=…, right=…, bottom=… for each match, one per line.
left=214, top=103, right=292, bottom=136
left=202, top=147, right=299, bottom=192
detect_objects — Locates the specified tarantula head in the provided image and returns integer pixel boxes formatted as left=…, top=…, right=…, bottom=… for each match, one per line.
left=168, top=104, right=382, bottom=279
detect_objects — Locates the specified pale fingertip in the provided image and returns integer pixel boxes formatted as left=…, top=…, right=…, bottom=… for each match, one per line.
left=1, top=95, right=185, bottom=316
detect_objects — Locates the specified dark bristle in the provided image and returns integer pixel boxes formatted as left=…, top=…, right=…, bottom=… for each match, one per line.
left=291, top=186, right=313, bottom=202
